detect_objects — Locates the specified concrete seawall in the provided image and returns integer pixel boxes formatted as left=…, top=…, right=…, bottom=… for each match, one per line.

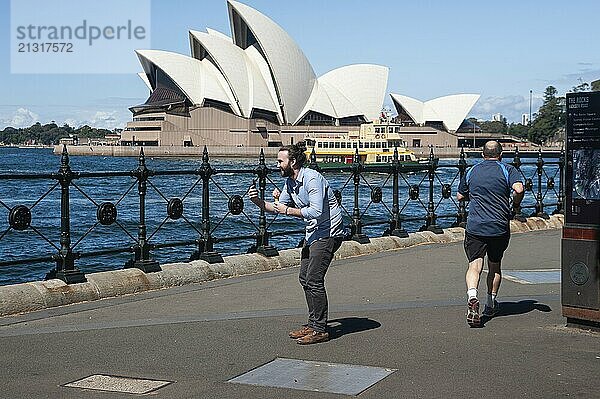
left=54, top=145, right=282, bottom=158
left=55, top=145, right=463, bottom=159
left=0, top=215, right=564, bottom=317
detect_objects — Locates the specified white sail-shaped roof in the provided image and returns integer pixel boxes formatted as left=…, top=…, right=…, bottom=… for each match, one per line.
left=189, top=30, right=279, bottom=118
left=136, top=50, right=237, bottom=112
left=299, top=81, right=336, bottom=120
left=295, top=65, right=388, bottom=124
left=201, top=58, right=241, bottom=114
left=134, top=1, right=390, bottom=127
left=390, top=94, right=425, bottom=124
left=390, top=93, right=480, bottom=132
left=137, top=72, right=152, bottom=91
left=297, top=81, right=351, bottom=121
left=319, top=81, right=362, bottom=118
left=426, top=94, right=481, bottom=132
left=422, top=102, right=443, bottom=123
left=318, top=64, right=389, bottom=122
left=228, top=0, right=316, bottom=124
left=296, top=80, right=362, bottom=123
left=205, top=28, right=232, bottom=42
left=244, top=45, right=283, bottom=123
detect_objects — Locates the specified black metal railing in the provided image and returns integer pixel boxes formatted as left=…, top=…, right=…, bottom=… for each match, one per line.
left=0, top=145, right=565, bottom=285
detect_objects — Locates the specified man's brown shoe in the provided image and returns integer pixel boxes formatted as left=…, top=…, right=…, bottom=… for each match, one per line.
left=296, top=330, right=329, bottom=345
left=289, top=326, right=314, bottom=339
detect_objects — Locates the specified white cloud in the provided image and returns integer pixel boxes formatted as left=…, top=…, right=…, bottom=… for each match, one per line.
left=63, top=118, right=80, bottom=127
left=73, top=111, right=120, bottom=129
left=560, top=69, right=600, bottom=85
left=1, top=108, right=40, bottom=128
left=59, top=108, right=132, bottom=130
left=0, top=106, right=133, bottom=130
left=471, top=95, right=543, bottom=123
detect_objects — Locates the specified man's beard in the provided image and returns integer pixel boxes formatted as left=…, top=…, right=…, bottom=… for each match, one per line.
left=280, top=164, right=293, bottom=177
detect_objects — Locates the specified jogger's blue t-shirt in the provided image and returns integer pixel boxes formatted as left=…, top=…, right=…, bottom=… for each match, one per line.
left=458, top=160, right=522, bottom=236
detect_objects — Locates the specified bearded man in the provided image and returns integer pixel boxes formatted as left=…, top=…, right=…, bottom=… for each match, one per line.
left=249, top=144, right=345, bottom=344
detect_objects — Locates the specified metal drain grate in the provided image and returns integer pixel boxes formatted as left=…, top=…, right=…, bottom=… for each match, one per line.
left=502, top=269, right=561, bottom=284
left=229, top=358, right=396, bottom=395
left=64, top=374, right=173, bottom=394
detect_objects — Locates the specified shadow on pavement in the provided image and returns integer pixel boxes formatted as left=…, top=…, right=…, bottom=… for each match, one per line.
left=481, top=300, right=552, bottom=326
left=327, top=317, right=381, bottom=340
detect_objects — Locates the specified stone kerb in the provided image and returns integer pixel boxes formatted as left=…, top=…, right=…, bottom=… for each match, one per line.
left=0, top=215, right=564, bottom=317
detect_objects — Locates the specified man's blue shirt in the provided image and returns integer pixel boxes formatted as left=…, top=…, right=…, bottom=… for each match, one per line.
left=279, top=167, right=345, bottom=245
left=458, top=160, right=522, bottom=236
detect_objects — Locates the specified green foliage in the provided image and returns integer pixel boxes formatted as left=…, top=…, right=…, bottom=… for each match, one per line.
left=592, top=79, right=600, bottom=91
left=477, top=119, right=529, bottom=140
left=0, top=122, right=111, bottom=145
left=476, top=120, right=506, bottom=134
left=528, top=86, right=565, bottom=145
left=507, top=123, right=529, bottom=139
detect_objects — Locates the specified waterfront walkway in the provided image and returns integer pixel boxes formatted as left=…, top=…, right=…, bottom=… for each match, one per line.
left=0, top=229, right=598, bottom=398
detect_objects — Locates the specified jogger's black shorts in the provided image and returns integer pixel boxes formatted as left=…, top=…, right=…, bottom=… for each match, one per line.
left=464, top=232, right=510, bottom=263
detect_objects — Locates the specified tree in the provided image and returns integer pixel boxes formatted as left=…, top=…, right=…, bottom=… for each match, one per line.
left=507, top=122, right=529, bottom=139
left=476, top=120, right=506, bottom=134
left=571, top=82, right=590, bottom=92
left=0, top=122, right=110, bottom=145
left=529, top=86, right=565, bottom=145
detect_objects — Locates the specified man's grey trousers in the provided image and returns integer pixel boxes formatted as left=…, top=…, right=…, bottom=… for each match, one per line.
left=299, top=237, right=343, bottom=332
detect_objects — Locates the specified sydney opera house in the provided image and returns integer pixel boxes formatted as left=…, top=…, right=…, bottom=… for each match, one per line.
left=121, top=1, right=480, bottom=149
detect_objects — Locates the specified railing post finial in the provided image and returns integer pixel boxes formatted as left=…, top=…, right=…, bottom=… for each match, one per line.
left=253, top=147, right=278, bottom=257
left=61, top=144, right=69, bottom=168
left=46, top=146, right=86, bottom=284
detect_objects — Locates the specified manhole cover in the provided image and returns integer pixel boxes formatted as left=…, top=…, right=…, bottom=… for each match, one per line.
left=64, top=374, right=173, bottom=394
left=228, top=358, right=396, bottom=395
left=501, top=269, right=561, bottom=284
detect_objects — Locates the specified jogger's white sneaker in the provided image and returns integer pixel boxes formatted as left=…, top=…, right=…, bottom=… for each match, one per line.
left=466, top=297, right=481, bottom=327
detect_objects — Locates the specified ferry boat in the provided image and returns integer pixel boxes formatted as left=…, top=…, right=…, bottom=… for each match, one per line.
left=303, top=127, right=422, bottom=167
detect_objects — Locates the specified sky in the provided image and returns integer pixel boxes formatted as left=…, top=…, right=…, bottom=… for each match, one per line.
left=1, top=0, right=600, bottom=130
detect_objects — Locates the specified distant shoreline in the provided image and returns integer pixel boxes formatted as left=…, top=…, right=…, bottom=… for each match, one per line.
left=52, top=144, right=283, bottom=158
left=0, top=144, right=54, bottom=149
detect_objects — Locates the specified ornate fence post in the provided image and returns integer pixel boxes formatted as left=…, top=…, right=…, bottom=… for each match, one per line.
left=533, top=148, right=549, bottom=219
left=511, top=147, right=527, bottom=222
left=46, top=145, right=86, bottom=283
left=422, top=146, right=443, bottom=233
left=455, top=147, right=468, bottom=228
left=127, top=148, right=160, bottom=272
left=254, top=148, right=278, bottom=256
left=191, top=146, right=224, bottom=263
left=553, top=146, right=565, bottom=215
left=388, top=145, right=408, bottom=237
left=351, top=148, right=369, bottom=243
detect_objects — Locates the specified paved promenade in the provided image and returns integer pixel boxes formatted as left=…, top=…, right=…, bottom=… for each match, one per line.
left=0, top=228, right=598, bottom=398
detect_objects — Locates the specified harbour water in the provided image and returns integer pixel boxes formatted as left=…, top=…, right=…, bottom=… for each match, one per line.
left=0, top=148, right=561, bottom=285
